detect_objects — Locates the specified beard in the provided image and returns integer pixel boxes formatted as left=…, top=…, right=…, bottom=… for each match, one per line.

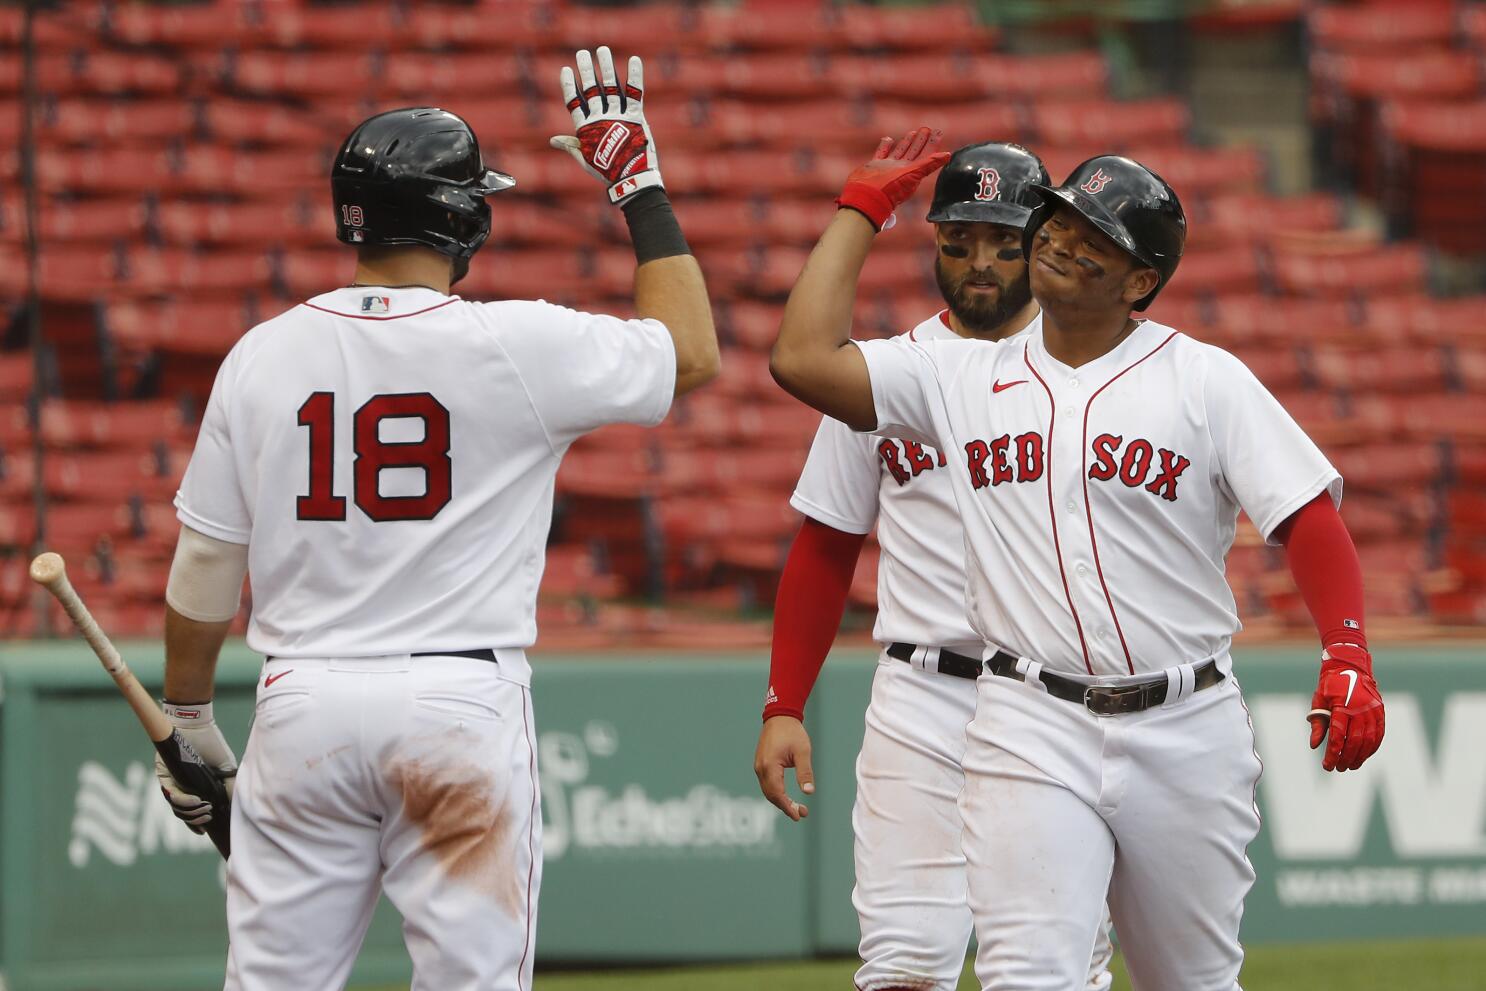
left=935, top=257, right=1033, bottom=336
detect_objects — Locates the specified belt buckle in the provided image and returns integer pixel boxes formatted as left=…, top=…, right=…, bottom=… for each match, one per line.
left=1083, top=683, right=1143, bottom=716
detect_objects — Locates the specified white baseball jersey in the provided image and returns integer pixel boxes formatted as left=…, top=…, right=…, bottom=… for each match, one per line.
left=175, top=286, right=675, bottom=680
left=791, top=310, right=1037, bottom=652
left=856, top=318, right=1341, bottom=677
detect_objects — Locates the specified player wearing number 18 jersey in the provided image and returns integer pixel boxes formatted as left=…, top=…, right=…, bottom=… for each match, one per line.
left=155, top=48, right=718, bottom=991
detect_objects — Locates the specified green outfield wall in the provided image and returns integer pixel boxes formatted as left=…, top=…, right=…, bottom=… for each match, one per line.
left=0, top=642, right=1481, bottom=990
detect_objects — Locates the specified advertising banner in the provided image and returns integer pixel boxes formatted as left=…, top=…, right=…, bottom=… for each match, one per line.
left=1, top=641, right=1480, bottom=989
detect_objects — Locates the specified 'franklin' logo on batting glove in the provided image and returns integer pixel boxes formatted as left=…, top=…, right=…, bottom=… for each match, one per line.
left=551, top=46, right=664, bottom=205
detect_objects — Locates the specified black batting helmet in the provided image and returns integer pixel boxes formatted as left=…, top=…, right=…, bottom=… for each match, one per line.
left=926, top=142, right=1050, bottom=227
left=331, top=107, right=515, bottom=262
left=1022, top=155, right=1186, bottom=311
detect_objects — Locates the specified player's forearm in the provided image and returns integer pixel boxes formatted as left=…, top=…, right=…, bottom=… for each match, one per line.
left=770, top=210, right=879, bottom=430
left=1277, top=492, right=1366, bottom=648
left=764, top=518, right=868, bottom=720
left=624, top=190, right=718, bottom=397
left=163, top=604, right=231, bottom=702
left=634, top=251, right=719, bottom=398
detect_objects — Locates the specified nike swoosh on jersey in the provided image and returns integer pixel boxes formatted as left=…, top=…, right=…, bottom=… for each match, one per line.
left=1340, top=668, right=1358, bottom=706
left=264, top=670, right=294, bottom=687
left=992, top=379, right=1027, bottom=394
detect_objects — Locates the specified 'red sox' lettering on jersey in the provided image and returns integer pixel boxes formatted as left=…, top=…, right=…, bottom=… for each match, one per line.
left=1087, top=434, right=1192, bottom=501
left=878, top=438, right=948, bottom=486
left=858, top=320, right=1341, bottom=678
left=791, top=311, right=1039, bottom=652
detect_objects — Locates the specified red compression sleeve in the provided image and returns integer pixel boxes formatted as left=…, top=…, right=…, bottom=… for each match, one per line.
left=1275, top=492, right=1367, bottom=649
left=763, top=517, right=869, bottom=721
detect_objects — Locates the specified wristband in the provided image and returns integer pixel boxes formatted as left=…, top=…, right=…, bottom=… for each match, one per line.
left=162, top=699, right=215, bottom=725
left=836, top=184, right=896, bottom=232
left=621, top=188, right=690, bottom=264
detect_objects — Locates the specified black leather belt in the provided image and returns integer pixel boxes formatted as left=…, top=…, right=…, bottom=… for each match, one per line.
left=888, top=642, right=1224, bottom=715
left=887, top=641, right=1004, bottom=681
left=985, top=652, right=1224, bottom=716
left=266, top=648, right=498, bottom=663
left=414, top=648, right=498, bottom=662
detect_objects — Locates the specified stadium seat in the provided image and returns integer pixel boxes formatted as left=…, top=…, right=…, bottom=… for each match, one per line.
left=1310, top=346, right=1450, bottom=394
left=1269, top=244, right=1429, bottom=299
left=102, top=0, right=259, bottom=48
left=1308, top=3, right=1458, bottom=54
left=1032, top=98, right=1191, bottom=149
left=1, top=0, right=1473, bottom=633
left=974, top=52, right=1108, bottom=99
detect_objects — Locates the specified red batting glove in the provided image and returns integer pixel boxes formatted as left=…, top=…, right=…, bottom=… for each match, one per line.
left=837, top=126, right=951, bottom=232
left=1307, top=643, right=1385, bottom=772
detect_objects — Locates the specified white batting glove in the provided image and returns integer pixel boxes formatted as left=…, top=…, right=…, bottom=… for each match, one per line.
left=154, top=700, right=238, bottom=831
left=550, top=46, right=664, bottom=205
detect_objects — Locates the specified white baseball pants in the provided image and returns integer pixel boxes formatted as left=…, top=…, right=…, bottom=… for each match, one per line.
left=224, top=654, right=542, bottom=991
left=853, top=654, right=1114, bottom=991
left=959, top=664, right=1262, bottom=991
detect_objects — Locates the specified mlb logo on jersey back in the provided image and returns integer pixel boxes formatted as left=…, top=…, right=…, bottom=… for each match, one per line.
left=361, top=296, right=390, bottom=314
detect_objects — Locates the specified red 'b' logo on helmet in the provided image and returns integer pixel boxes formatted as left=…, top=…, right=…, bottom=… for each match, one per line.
left=1079, top=169, right=1113, bottom=195
left=975, top=167, right=1001, bottom=201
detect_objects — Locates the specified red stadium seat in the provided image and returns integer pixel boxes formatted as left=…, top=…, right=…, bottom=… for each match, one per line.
left=257, top=4, right=405, bottom=50
left=1308, top=3, right=1458, bottom=53
left=975, top=52, right=1108, bottom=99
left=837, top=54, right=986, bottom=103
left=0, top=353, right=31, bottom=404
left=842, top=3, right=988, bottom=51
left=1356, top=295, right=1486, bottom=345
left=404, top=4, right=551, bottom=50
left=1310, top=346, right=1450, bottom=393
left=696, top=5, right=842, bottom=51
left=1160, top=247, right=1263, bottom=299
left=103, top=1, right=260, bottom=47
left=1032, top=99, right=1191, bottom=150
left=201, top=102, right=327, bottom=147
left=102, top=299, right=256, bottom=357
left=46, top=100, right=197, bottom=144
left=1330, top=443, right=1447, bottom=493
left=1270, top=244, right=1429, bottom=299
left=38, top=399, right=189, bottom=449
left=229, top=52, right=383, bottom=98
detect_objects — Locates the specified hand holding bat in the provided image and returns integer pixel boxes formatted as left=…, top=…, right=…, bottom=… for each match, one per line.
left=30, top=552, right=234, bottom=859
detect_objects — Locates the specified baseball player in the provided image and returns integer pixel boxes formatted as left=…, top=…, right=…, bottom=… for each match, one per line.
left=770, top=130, right=1384, bottom=989
left=752, top=142, right=1112, bottom=991
left=151, top=48, right=718, bottom=991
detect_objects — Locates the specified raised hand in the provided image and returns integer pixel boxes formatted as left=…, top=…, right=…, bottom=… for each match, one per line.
left=836, top=126, right=951, bottom=231
left=551, top=46, right=663, bottom=205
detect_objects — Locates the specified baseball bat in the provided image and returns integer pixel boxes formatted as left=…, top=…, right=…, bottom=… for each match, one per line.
left=30, top=552, right=232, bottom=859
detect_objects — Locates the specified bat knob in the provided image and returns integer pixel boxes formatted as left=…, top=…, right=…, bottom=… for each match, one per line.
left=29, top=551, right=66, bottom=588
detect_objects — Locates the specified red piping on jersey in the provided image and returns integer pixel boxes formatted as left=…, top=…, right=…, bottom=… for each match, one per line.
left=938, top=309, right=952, bottom=328
left=1024, top=345, right=1095, bottom=675
left=1080, top=330, right=1181, bottom=675
left=302, top=298, right=459, bottom=321
left=518, top=690, right=538, bottom=990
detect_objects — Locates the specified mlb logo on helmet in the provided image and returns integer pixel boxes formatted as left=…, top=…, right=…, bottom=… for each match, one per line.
left=1079, top=169, right=1114, bottom=195
left=361, top=296, right=390, bottom=314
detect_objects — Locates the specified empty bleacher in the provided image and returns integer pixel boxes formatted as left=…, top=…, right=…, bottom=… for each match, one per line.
left=0, top=0, right=1483, bottom=644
